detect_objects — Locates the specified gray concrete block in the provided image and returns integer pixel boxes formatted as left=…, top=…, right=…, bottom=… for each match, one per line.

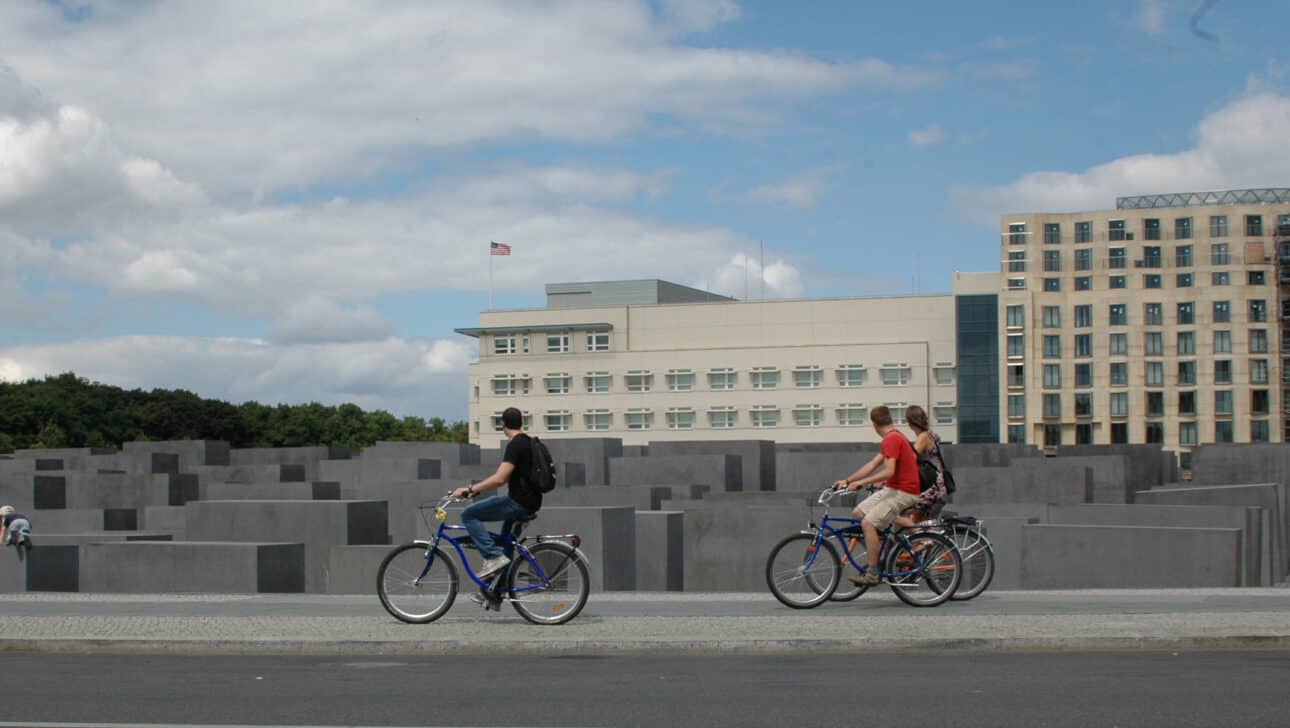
left=79, top=542, right=305, bottom=593
left=364, top=441, right=481, bottom=467
left=636, top=511, right=683, bottom=591
left=680, top=504, right=809, bottom=591
left=122, top=440, right=231, bottom=469
left=26, top=544, right=78, bottom=591
left=184, top=500, right=388, bottom=592
left=230, top=446, right=354, bottom=481
left=37, top=532, right=173, bottom=546
left=320, top=457, right=445, bottom=494
left=1134, top=482, right=1288, bottom=581
left=545, top=485, right=675, bottom=512
left=141, top=506, right=187, bottom=537
left=1190, top=444, right=1290, bottom=487
left=327, top=545, right=390, bottom=594
left=0, top=549, right=24, bottom=592
left=538, top=438, right=623, bottom=487
left=1020, top=524, right=1241, bottom=589
left=103, top=508, right=138, bottom=531
left=650, top=440, right=775, bottom=491
left=527, top=506, right=635, bottom=591
left=609, top=454, right=742, bottom=492
left=950, top=461, right=1093, bottom=505
left=1056, top=445, right=1172, bottom=492
left=200, top=482, right=341, bottom=501
left=189, top=464, right=309, bottom=484
left=941, top=443, right=1042, bottom=469
left=977, top=516, right=1037, bottom=590
left=775, top=446, right=876, bottom=493
left=29, top=509, right=104, bottom=534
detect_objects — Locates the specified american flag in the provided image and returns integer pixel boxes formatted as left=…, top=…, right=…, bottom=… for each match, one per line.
left=490, top=241, right=512, bottom=256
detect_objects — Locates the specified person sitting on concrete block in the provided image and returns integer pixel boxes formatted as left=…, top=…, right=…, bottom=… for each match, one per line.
left=1, top=505, right=32, bottom=561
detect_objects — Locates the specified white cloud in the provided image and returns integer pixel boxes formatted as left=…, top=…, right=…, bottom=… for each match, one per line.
left=266, top=297, right=395, bottom=345
left=0, top=335, right=479, bottom=418
left=746, top=167, right=838, bottom=208
left=909, top=123, right=945, bottom=148
left=1134, top=0, right=1166, bottom=36
left=970, top=61, right=1038, bottom=80
left=951, top=92, right=1290, bottom=225
left=701, top=253, right=805, bottom=300
left=658, top=0, right=741, bottom=33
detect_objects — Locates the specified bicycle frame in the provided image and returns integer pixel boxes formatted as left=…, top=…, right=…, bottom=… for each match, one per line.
left=803, top=492, right=938, bottom=582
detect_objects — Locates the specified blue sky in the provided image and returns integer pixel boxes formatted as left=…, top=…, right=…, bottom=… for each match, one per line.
left=2, top=0, right=1289, bottom=419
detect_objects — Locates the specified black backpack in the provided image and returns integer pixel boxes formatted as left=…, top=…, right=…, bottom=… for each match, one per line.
left=916, top=452, right=939, bottom=493
left=528, top=436, right=557, bottom=493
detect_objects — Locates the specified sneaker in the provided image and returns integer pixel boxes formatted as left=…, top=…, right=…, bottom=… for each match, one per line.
left=477, top=555, right=511, bottom=577
left=849, top=570, right=881, bottom=587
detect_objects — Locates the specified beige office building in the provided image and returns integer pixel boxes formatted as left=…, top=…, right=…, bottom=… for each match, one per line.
left=998, top=188, right=1290, bottom=465
left=457, top=281, right=960, bottom=446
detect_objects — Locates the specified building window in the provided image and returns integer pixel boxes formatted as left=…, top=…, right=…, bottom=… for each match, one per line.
left=1143, top=331, right=1164, bottom=356
left=1074, top=393, right=1092, bottom=418
left=1210, top=215, right=1228, bottom=238
left=1043, top=394, right=1061, bottom=419
left=1074, top=276, right=1092, bottom=291
left=1075, top=334, right=1092, bottom=358
left=1008, top=394, right=1026, bottom=419
left=708, top=368, right=736, bottom=390
left=1215, top=360, right=1232, bottom=384
left=1007, top=250, right=1027, bottom=273
left=585, top=371, right=610, bottom=393
left=1214, top=390, right=1233, bottom=416
left=793, top=367, right=822, bottom=388
left=1144, top=303, right=1162, bottom=325
left=1211, top=243, right=1230, bottom=265
left=666, top=408, right=695, bottom=430
left=880, top=365, right=912, bottom=385
left=1212, top=271, right=1231, bottom=286
left=667, top=369, right=695, bottom=392
left=1110, top=392, right=1128, bottom=417
left=625, top=371, right=653, bottom=392
left=1043, top=424, right=1061, bottom=448
left=1110, top=362, right=1128, bottom=386
left=1043, top=223, right=1061, bottom=244
left=1179, top=421, right=1198, bottom=446
left=750, top=406, right=780, bottom=428
left=491, top=375, right=527, bottom=396
left=1007, top=334, right=1025, bottom=358
left=1043, top=306, right=1061, bottom=328
left=1250, top=329, right=1268, bottom=354
left=1007, top=278, right=1026, bottom=291
left=1111, top=422, right=1129, bottom=444
left=887, top=404, right=908, bottom=425
left=625, top=409, right=654, bottom=430
left=1252, top=389, right=1270, bottom=416
left=1109, top=220, right=1126, bottom=241
left=1075, top=221, right=1092, bottom=243
left=1146, top=422, right=1164, bottom=444
left=1043, top=278, right=1061, bottom=292
left=1108, top=247, right=1127, bottom=268
left=1043, top=250, right=1062, bottom=272
left=1144, top=218, right=1161, bottom=241
left=837, top=365, right=867, bottom=387
left=1006, top=305, right=1025, bottom=328
left=1143, top=274, right=1162, bottom=289
left=708, top=407, right=737, bottom=429
left=1177, top=331, right=1195, bottom=355
left=1176, top=273, right=1193, bottom=288
left=494, top=336, right=517, bottom=355
left=1246, top=214, right=1263, bottom=236
left=1008, top=424, right=1026, bottom=444
left=750, top=368, right=780, bottom=390
left=1248, top=270, right=1266, bottom=286
left=1142, top=245, right=1162, bottom=267
left=544, top=373, right=571, bottom=395
left=792, top=406, right=823, bottom=427
left=1214, top=330, right=1231, bottom=353
left=1145, top=361, right=1164, bottom=386
left=1075, top=248, right=1092, bottom=271
left=1109, top=275, right=1127, bottom=289
left=1179, top=391, right=1197, bottom=416
left=1215, top=420, right=1234, bottom=443
left=1250, top=300, right=1268, bottom=323
left=1251, top=419, right=1270, bottom=442
left=1043, top=335, right=1061, bottom=358
left=1043, top=364, right=1062, bottom=388
left=836, top=405, right=868, bottom=426
left=1007, top=364, right=1025, bottom=389
left=1109, top=304, right=1127, bottom=325
left=1213, top=300, right=1231, bottom=323
left=1250, top=359, right=1269, bottom=384
left=934, top=365, right=955, bottom=385
left=1176, top=302, right=1194, bottom=325
left=584, top=410, right=610, bottom=431
left=1008, top=222, right=1027, bottom=245
left=1075, top=363, right=1092, bottom=388
left=1147, top=391, right=1164, bottom=417
left=1175, top=245, right=1193, bottom=267
left=545, top=411, right=571, bottom=432
left=933, top=406, right=955, bottom=425
left=1175, top=217, right=1192, bottom=240
left=1073, top=305, right=1092, bottom=328
left=1110, top=333, right=1128, bottom=356
left=546, top=334, right=569, bottom=353
left=586, top=333, right=610, bottom=352
left=1178, top=360, right=1196, bottom=386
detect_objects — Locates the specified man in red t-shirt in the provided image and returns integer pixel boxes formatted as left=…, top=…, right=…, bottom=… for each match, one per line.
left=832, top=405, right=921, bottom=586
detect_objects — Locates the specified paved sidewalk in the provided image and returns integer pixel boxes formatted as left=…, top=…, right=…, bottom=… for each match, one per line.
left=1, top=589, right=1288, bottom=655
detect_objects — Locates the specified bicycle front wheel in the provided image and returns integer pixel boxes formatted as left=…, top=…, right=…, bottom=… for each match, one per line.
left=377, top=543, right=458, bottom=623
left=828, top=533, right=871, bottom=602
left=948, top=526, right=995, bottom=601
left=766, top=533, right=840, bottom=609
left=884, top=531, right=961, bottom=608
left=507, top=541, right=590, bottom=626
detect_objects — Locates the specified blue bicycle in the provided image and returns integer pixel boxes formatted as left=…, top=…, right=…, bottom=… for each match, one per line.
left=377, top=494, right=591, bottom=625
left=765, top=487, right=962, bottom=608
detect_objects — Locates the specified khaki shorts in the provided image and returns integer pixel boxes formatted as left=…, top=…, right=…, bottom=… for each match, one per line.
left=857, top=489, right=920, bottom=530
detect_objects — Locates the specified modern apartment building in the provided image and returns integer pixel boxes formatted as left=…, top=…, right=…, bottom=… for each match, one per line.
left=456, top=280, right=960, bottom=446
left=997, top=188, right=1290, bottom=466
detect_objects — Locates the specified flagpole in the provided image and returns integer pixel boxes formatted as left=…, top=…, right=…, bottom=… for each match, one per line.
left=489, top=242, right=494, bottom=310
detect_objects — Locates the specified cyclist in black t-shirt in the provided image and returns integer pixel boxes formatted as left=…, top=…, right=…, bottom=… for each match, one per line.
left=451, top=406, right=542, bottom=577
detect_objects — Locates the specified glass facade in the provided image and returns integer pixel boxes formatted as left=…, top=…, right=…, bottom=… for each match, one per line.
left=956, top=295, right=999, bottom=443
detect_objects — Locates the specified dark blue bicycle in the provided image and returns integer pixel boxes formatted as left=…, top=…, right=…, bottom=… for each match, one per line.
left=377, top=494, right=591, bottom=625
left=765, top=487, right=962, bottom=608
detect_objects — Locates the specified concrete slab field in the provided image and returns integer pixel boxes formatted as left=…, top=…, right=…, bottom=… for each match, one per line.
left=79, top=542, right=306, bottom=593
left=1020, top=524, right=1242, bottom=589
left=609, top=454, right=743, bottom=492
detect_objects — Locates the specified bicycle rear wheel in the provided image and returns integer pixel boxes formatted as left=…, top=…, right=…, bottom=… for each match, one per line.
left=377, top=543, right=458, bottom=623
left=884, top=531, right=961, bottom=608
left=948, top=526, right=995, bottom=601
left=766, top=533, right=840, bottom=609
left=507, top=541, right=590, bottom=625
left=827, top=533, right=871, bottom=602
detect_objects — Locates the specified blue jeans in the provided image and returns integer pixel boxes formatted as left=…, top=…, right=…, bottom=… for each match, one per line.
left=460, top=495, right=530, bottom=559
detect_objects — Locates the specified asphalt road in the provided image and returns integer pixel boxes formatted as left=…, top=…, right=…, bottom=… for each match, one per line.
left=1, top=651, right=1289, bottom=727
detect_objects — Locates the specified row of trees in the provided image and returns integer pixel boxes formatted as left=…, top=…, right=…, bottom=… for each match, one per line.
left=0, top=373, right=467, bottom=453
